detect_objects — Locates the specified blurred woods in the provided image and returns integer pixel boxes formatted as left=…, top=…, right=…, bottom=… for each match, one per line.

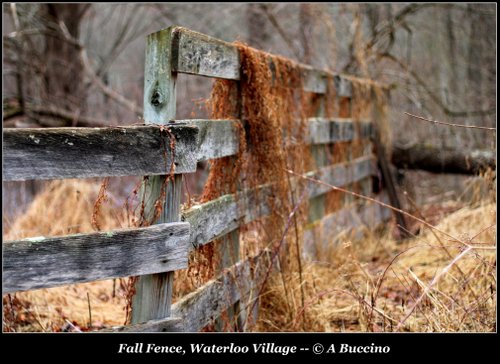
left=2, top=3, right=496, bottom=220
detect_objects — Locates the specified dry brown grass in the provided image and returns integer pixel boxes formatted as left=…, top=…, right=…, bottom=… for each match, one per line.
left=2, top=179, right=130, bottom=331
left=3, top=179, right=125, bottom=240
left=2, top=177, right=496, bottom=332
left=255, top=199, right=496, bottom=332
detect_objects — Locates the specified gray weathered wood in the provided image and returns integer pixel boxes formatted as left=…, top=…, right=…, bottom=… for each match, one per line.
left=132, top=175, right=182, bottom=323
left=2, top=125, right=199, bottom=181
left=302, top=67, right=328, bottom=93
left=183, top=119, right=240, bottom=161
left=214, top=229, right=241, bottom=331
left=132, top=26, right=181, bottom=325
left=307, top=155, right=376, bottom=198
left=169, top=27, right=355, bottom=97
left=182, top=156, right=376, bottom=248
left=308, top=92, right=328, bottom=225
left=303, top=192, right=391, bottom=260
left=301, top=69, right=352, bottom=96
left=187, top=118, right=372, bottom=163
left=182, top=185, right=271, bottom=248
left=358, top=191, right=392, bottom=226
left=307, top=118, right=373, bottom=144
left=103, top=317, right=184, bottom=332
left=143, top=29, right=176, bottom=124
left=172, top=27, right=241, bottom=80
left=334, top=75, right=353, bottom=97
left=171, top=254, right=267, bottom=332
left=183, top=194, right=241, bottom=249
left=372, top=98, right=408, bottom=239
left=3, top=222, right=190, bottom=293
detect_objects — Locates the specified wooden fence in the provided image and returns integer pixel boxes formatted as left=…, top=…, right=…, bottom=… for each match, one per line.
left=3, top=26, right=392, bottom=332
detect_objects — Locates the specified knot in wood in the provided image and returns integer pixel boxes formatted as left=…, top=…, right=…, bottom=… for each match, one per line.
left=151, top=90, right=163, bottom=107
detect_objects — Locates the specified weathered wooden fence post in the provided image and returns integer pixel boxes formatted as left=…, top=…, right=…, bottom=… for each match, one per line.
left=371, top=88, right=408, bottom=239
left=308, top=75, right=328, bottom=225
left=214, top=83, right=243, bottom=332
left=337, top=77, right=354, bottom=206
left=131, top=27, right=182, bottom=324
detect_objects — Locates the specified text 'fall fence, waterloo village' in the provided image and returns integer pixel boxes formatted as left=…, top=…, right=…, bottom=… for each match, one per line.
left=3, top=26, right=399, bottom=332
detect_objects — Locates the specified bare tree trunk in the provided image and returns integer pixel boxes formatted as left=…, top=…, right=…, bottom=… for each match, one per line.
left=392, top=144, right=496, bottom=175
left=41, top=4, right=90, bottom=118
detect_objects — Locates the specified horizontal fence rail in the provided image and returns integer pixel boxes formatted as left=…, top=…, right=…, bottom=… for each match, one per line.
left=170, top=26, right=354, bottom=95
left=303, top=192, right=391, bottom=258
left=3, top=222, right=190, bottom=293
left=172, top=27, right=240, bottom=80
left=3, top=125, right=199, bottom=181
left=186, top=119, right=240, bottom=161
left=170, top=254, right=267, bottom=332
left=104, top=253, right=268, bottom=332
left=307, top=118, right=372, bottom=144
left=183, top=155, right=377, bottom=249
left=3, top=118, right=372, bottom=182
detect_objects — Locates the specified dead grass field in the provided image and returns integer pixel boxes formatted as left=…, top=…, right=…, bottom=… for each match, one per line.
left=257, top=200, right=496, bottom=332
left=2, top=177, right=496, bottom=332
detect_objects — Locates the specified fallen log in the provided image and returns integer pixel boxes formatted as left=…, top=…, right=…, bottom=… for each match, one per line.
left=392, top=144, right=496, bottom=175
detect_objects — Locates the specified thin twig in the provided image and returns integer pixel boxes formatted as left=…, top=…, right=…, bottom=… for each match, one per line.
left=12, top=103, right=110, bottom=127
left=287, top=169, right=496, bottom=252
left=285, top=162, right=306, bottom=328
left=395, top=246, right=473, bottom=331
left=260, top=4, right=301, bottom=60
left=87, top=292, right=92, bottom=329
left=57, top=21, right=143, bottom=116
left=286, top=168, right=463, bottom=245
left=294, top=288, right=399, bottom=325
left=382, top=52, right=495, bottom=117
left=245, top=188, right=309, bottom=328
left=403, top=192, right=481, bottom=302
left=470, top=223, right=496, bottom=241
left=31, top=305, right=47, bottom=332
left=64, top=319, right=82, bottom=332
left=405, top=112, right=496, bottom=131
left=368, top=244, right=423, bottom=328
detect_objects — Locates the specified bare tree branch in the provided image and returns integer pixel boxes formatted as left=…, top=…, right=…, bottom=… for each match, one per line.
left=153, top=3, right=176, bottom=23
left=260, top=4, right=301, bottom=60
left=93, top=5, right=146, bottom=78
left=57, top=21, right=143, bottom=116
left=9, top=3, right=21, bottom=29
left=28, top=104, right=109, bottom=127
left=76, top=4, right=91, bottom=21
left=382, top=53, right=496, bottom=117
left=342, top=3, right=480, bottom=73
left=404, top=112, right=496, bottom=131
left=3, top=102, right=109, bottom=127
left=342, top=4, right=430, bottom=73
left=80, top=47, right=143, bottom=116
